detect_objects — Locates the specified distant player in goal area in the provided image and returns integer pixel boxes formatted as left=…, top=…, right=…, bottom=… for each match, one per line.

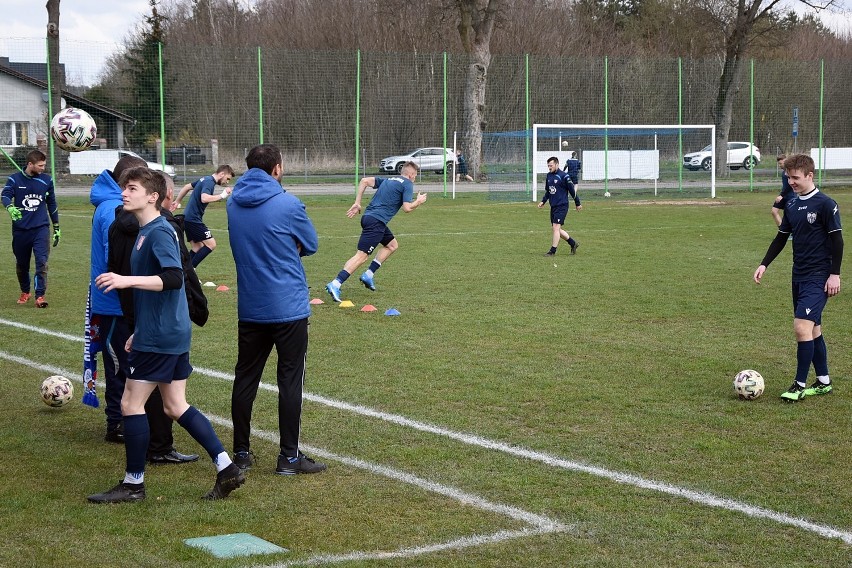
left=531, top=124, right=717, bottom=199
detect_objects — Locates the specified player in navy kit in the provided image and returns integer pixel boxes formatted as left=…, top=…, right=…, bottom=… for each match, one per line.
left=770, top=154, right=794, bottom=227
left=753, top=154, right=843, bottom=402
left=325, top=161, right=427, bottom=301
left=88, top=167, right=244, bottom=503
left=2, top=150, right=60, bottom=307
left=564, top=151, right=582, bottom=192
left=172, top=165, right=234, bottom=267
left=539, top=156, right=581, bottom=256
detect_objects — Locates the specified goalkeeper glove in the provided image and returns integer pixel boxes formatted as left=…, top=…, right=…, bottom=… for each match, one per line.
left=53, top=225, right=61, bottom=247
left=6, top=205, right=22, bottom=221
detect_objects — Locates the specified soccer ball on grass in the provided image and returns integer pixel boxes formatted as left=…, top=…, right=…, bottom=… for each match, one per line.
left=41, top=375, right=73, bottom=407
left=50, top=107, right=97, bottom=152
left=733, top=369, right=764, bottom=400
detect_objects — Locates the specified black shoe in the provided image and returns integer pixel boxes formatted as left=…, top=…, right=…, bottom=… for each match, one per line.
left=570, top=241, right=580, bottom=255
left=234, top=450, right=256, bottom=471
left=203, top=463, right=245, bottom=500
left=275, top=452, right=327, bottom=475
left=148, top=450, right=200, bottom=464
left=544, top=251, right=556, bottom=257
left=104, top=424, right=124, bottom=444
left=87, top=481, right=145, bottom=504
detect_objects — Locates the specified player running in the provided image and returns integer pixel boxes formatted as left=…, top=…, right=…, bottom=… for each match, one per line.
left=172, top=165, right=235, bottom=267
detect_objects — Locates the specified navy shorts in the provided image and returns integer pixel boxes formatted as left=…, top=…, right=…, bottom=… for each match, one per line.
left=184, top=220, right=212, bottom=243
left=358, top=215, right=394, bottom=255
left=127, top=351, right=192, bottom=383
left=792, top=279, right=828, bottom=324
left=550, top=205, right=568, bottom=225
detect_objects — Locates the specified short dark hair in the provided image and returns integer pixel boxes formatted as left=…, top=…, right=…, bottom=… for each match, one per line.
left=776, top=153, right=787, bottom=163
left=401, top=161, right=419, bottom=176
left=119, top=166, right=167, bottom=209
left=245, top=144, right=282, bottom=175
left=112, top=154, right=147, bottom=183
left=26, top=149, right=46, bottom=164
left=783, top=153, right=815, bottom=176
left=216, top=164, right=235, bottom=176
left=547, top=156, right=559, bottom=165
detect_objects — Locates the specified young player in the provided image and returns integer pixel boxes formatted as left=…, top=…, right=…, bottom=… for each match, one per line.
left=538, top=156, right=581, bottom=256
left=2, top=149, right=60, bottom=307
left=171, top=165, right=235, bottom=267
left=88, top=167, right=244, bottom=503
left=325, top=161, right=427, bottom=301
left=564, top=151, right=582, bottom=192
left=753, top=154, right=843, bottom=402
left=770, top=154, right=794, bottom=227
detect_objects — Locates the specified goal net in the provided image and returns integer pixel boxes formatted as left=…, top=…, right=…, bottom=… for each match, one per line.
left=482, top=124, right=717, bottom=201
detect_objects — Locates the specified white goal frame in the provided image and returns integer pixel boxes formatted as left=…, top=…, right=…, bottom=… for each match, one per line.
left=532, top=124, right=716, bottom=200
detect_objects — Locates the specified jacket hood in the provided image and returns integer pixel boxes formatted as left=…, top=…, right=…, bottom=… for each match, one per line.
left=89, top=170, right=120, bottom=207
left=230, top=168, right=284, bottom=208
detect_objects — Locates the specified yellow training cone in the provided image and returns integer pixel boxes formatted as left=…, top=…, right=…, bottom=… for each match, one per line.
left=339, top=300, right=355, bottom=308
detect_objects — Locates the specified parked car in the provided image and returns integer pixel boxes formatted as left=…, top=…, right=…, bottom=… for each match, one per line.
left=683, top=142, right=761, bottom=171
left=379, top=147, right=457, bottom=174
left=166, top=146, right=206, bottom=165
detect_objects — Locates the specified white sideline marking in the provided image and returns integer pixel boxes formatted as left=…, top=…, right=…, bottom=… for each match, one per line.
left=2, top=319, right=852, bottom=546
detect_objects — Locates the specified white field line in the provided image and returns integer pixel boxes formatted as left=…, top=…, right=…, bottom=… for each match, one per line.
left=2, top=319, right=851, bottom=545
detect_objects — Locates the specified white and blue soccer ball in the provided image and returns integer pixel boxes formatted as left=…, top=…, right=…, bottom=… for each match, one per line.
left=41, top=375, right=73, bottom=407
left=50, top=107, right=97, bottom=152
left=733, top=369, right=764, bottom=400
left=604, top=191, right=611, bottom=198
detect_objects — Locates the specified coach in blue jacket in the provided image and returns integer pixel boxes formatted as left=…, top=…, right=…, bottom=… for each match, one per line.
left=227, top=143, right=326, bottom=475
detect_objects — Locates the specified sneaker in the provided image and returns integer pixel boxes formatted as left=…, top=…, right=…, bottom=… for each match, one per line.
left=104, top=424, right=125, bottom=444
left=803, top=381, right=833, bottom=397
left=780, top=382, right=806, bottom=402
left=275, top=452, right=327, bottom=475
left=203, top=463, right=245, bottom=500
left=544, top=251, right=556, bottom=257
left=359, top=272, right=376, bottom=291
left=16, top=292, right=31, bottom=304
left=234, top=450, right=256, bottom=471
left=325, top=281, right=342, bottom=303
left=35, top=296, right=48, bottom=308
left=87, top=481, right=145, bottom=504
left=570, top=241, right=580, bottom=255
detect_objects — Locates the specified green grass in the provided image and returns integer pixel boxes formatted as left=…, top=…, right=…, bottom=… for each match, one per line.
left=0, top=188, right=850, bottom=567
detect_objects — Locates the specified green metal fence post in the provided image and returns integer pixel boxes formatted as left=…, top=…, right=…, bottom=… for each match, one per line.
left=258, top=46, right=264, bottom=144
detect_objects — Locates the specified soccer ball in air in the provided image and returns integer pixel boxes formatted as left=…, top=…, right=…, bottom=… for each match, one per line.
left=41, top=375, right=74, bottom=407
left=562, top=140, right=569, bottom=148
left=50, top=107, right=97, bottom=152
left=733, top=369, right=764, bottom=400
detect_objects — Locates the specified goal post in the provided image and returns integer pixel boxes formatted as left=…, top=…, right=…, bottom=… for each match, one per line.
left=531, top=124, right=716, bottom=200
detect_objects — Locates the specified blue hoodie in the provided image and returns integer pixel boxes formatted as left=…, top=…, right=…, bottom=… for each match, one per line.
left=227, top=168, right=318, bottom=323
left=89, top=170, right=123, bottom=316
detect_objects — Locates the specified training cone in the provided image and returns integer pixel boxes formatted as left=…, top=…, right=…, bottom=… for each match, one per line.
left=310, top=298, right=325, bottom=305
left=216, top=285, right=229, bottom=292
left=385, top=308, right=401, bottom=316
left=339, top=300, right=355, bottom=308
left=203, top=281, right=215, bottom=287
left=361, top=304, right=377, bottom=312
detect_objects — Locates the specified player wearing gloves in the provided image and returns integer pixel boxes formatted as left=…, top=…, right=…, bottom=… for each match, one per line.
left=2, top=149, right=59, bottom=307
left=171, top=165, right=234, bottom=267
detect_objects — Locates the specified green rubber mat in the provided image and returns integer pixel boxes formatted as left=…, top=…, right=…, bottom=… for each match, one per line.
left=184, top=533, right=288, bottom=559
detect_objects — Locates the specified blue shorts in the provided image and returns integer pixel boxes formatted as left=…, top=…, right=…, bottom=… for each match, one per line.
left=792, top=280, right=828, bottom=324
left=550, top=205, right=568, bottom=225
left=127, top=351, right=192, bottom=383
left=358, top=215, right=394, bottom=255
left=184, top=220, right=212, bottom=243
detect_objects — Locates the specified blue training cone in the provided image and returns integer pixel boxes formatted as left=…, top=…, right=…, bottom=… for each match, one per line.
left=384, top=308, right=401, bottom=316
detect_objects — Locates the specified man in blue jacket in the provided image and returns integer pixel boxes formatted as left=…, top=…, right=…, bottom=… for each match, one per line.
left=227, top=143, right=325, bottom=475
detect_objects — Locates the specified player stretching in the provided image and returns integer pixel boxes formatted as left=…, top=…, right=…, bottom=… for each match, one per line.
left=172, top=165, right=234, bottom=267
left=325, top=161, right=427, bottom=301
left=538, top=156, right=581, bottom=256
left=753, top=154, right=843, bottom=402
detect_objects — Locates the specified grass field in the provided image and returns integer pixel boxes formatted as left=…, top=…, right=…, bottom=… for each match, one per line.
left=0, top=188, right=850, bottom=567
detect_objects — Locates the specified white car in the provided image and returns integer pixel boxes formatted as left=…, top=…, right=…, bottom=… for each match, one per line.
left=683, top=142, right=761, bottom=171
left=379, top=147, right=457, bottom=174
left=119, top=150, right=176, bottom=176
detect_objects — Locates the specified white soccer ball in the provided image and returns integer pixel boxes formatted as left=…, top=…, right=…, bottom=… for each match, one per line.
left=604, top=191, right=611, bottom=198
left=733, top=369, right=764, bottom=400
left=561, top=141, right=569, bottom=148
left=50, top=107, right=97, bottom=152
left=41, top=375, right=73, bottom=407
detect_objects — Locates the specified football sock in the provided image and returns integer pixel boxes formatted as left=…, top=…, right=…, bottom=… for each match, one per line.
left=177, top=405, right=225, bottom=460
left=123, top=413, right=149, bottom=478
left=214, top=451, right=233, bottom=472
left=335, top=270, right=350, bottom=285
left=368, top=259, right=382, bottom=273
left=817, top=375, right=831, bottom=385
left=567, top=237, right=576, bottom=247
left=812, top=334, right=829, bottom=377
left=123, top=472, right=144, bottom=485
left=794, top=340, right=814, bottom=386
left=191, top=245, right=213, bottom=267
left=548, top=246, right=557, bottom=254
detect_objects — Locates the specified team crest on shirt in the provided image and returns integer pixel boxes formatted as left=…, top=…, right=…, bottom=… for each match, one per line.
left=21, top=194, right=43, bottom=210
left=136, top=235, right=146, bottom=250
left=807, top=212, right=817, bottom=224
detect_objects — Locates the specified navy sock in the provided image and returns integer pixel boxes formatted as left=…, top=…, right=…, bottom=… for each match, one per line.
left=336, top=270, right=350, bottom=284
left=795, top=340, right=814, bottom=386
left=548, top=246, right=557, bottom=254
left=123, top=414, right=149, bottom=477
left=567, top=237, right=576, bottom=247
left=192, top=245, right=213, bottom=267
left=368, top=260, right=381, bottom=273
left=177, top=405, right=224, bottom=460
left=812, top=335, right=829, bottom=377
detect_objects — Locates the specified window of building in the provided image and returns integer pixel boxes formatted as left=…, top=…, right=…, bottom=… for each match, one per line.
left=0, top=122, right=29, bottom=146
